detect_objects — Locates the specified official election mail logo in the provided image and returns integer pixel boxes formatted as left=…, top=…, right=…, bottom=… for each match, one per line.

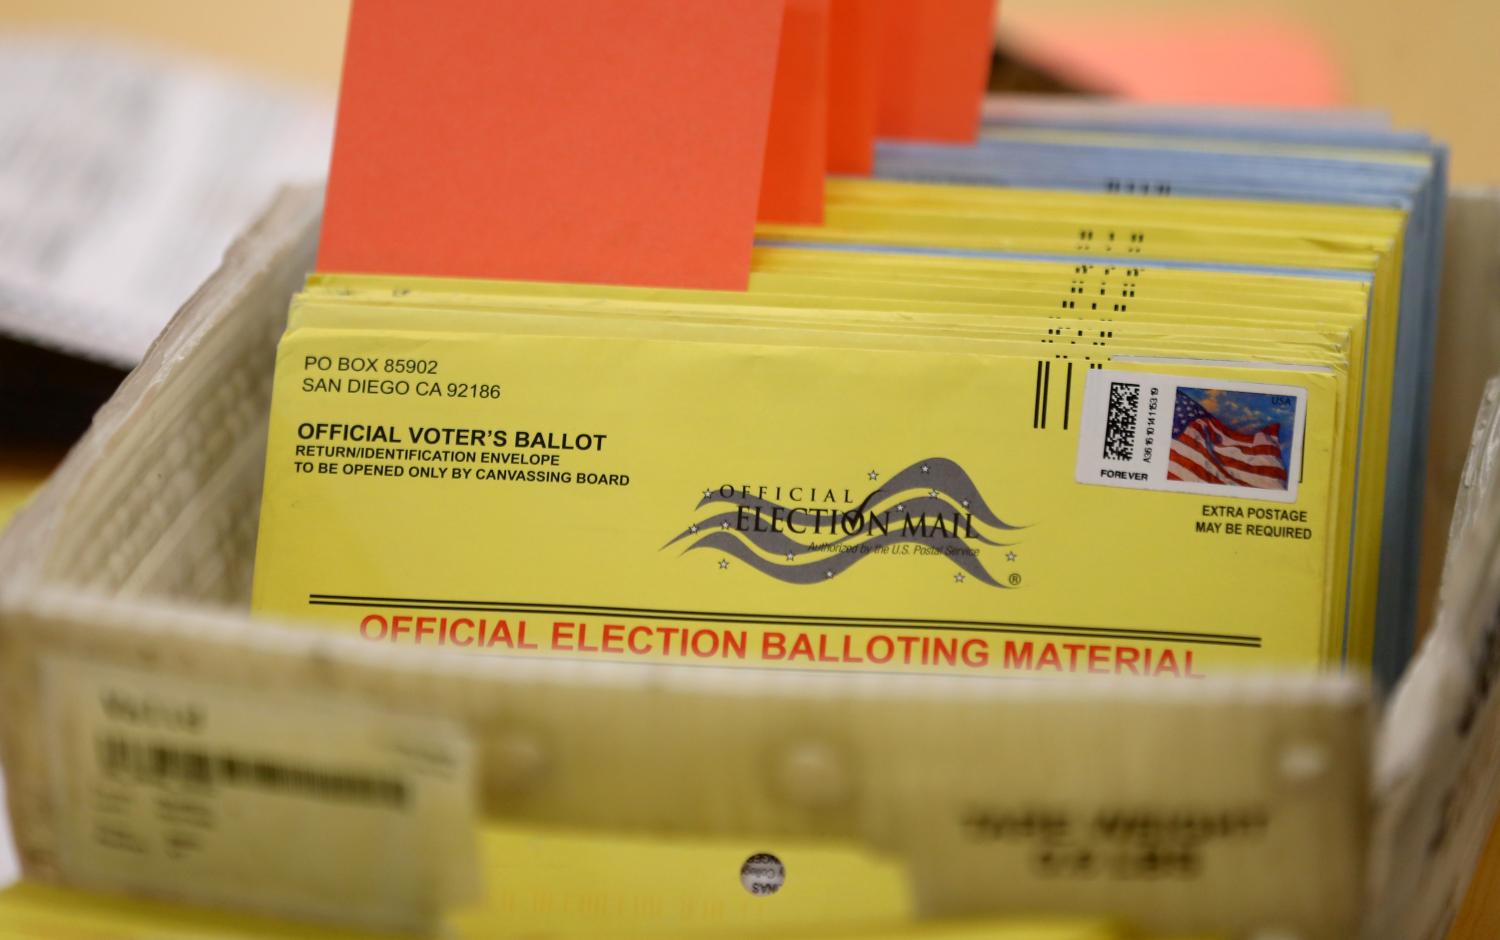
left=665, top=458, right=1023, bottom=586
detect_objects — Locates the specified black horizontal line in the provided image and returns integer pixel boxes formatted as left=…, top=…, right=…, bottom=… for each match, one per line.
left=307, top=595, right=1261, bottom=649
left=308, top=594, right=1258, bottom=644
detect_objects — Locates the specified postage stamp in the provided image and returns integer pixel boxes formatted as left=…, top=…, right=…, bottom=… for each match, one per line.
left=1075, top=369, right=1307, bottom=504
left=1165, top=386, right=1296, bottom=491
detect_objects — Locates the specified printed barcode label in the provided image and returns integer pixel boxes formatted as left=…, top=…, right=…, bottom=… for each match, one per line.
left=1103, top=382, right=1140, bottom=461
left=96, top=736, right=409, bottom=807
left=42, top=658, right=479, bottom=931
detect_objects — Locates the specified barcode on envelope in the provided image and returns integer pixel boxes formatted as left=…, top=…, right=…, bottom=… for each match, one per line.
left=1103, top=381, right=1140, bottom=461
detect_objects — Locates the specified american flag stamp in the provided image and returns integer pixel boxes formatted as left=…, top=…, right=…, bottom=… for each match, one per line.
left=1167, top=387, right=1294, bottom=491
left=1074, top=369, right=1307, bottom=504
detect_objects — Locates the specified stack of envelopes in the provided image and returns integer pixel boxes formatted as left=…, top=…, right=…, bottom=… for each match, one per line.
left=253, top=95, right=1444, bottom=687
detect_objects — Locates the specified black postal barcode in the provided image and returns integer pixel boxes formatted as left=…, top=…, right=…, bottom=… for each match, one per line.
left=1103, top=381, right=1141, bottom=461
left=97, top=735, right=408, bottom=808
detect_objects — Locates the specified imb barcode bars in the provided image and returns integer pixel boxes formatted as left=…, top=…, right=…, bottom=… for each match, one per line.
left=1033, top=359, right=1106, bottom=430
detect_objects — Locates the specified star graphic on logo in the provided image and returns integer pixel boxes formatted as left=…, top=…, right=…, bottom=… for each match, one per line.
left=1006, top=551, right=1017, bottom=562
left=921, top=464, right=930, bottom=473
left=961, top=499, right=970, bottom=508
left=824, top=570, right=833, bottom=579
left=718, top=559, right=729, bottom=570
left=929, top=488, right=938, bottom=497
left=786, top=552, right=795, bottom=561
left=703, top=488, right=713, bottom=499
left=953, top=572, right=966, bottom=583
left=868, top=469, right=879, bottom=481
left=689, top=524, right=699, bottom=533
left=896, top=503, right=904, bottom=511
left=721, top=521, right=731, bottom=529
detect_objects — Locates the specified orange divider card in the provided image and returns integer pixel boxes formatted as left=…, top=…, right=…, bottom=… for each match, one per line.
left=758, top=0, right=830, bottom=224
left=319, top=0, right=785, bottom=290
left=876, top=0, right=997, bottom=143
left=826, top=0, right=883, bottom=175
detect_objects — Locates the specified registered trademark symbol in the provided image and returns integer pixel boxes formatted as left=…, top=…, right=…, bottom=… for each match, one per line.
left=1008, top=573, right=1022, bottom=586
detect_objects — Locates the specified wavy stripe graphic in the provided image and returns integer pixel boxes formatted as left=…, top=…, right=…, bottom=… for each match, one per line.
left=683, top=530, right=1009, bottom=588
left=668, top=458, right=1022, bottom=586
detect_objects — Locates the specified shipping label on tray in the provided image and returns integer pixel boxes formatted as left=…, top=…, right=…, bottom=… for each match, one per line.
left=39, top=657, right=479, bottom=931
